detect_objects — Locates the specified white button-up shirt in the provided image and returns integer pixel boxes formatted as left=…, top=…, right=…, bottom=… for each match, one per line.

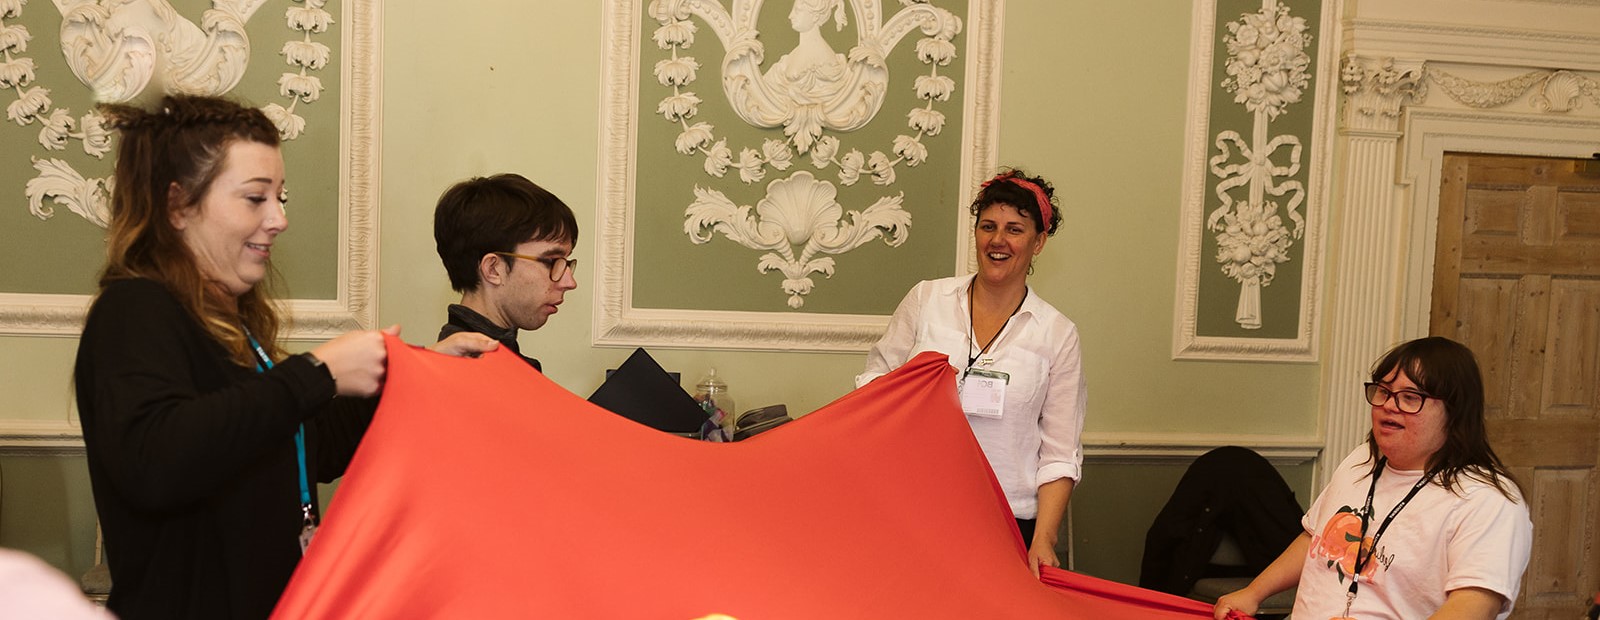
left=856, top=275, right=1087, bottom=518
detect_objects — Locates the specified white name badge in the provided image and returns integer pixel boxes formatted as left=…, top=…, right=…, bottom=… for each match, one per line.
left=960, top=368, right=1008, bottom=419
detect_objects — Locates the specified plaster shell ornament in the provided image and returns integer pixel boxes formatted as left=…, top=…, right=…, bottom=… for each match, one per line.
left=4, top=0, right=328, bottom=228
left=647, top=0, right=961, bottom=307
left=685, top=171, right=911, bottom=308
left=1209, top=0, right=1310, bottom=329
left=1532, top=71, right=1589, bottom=114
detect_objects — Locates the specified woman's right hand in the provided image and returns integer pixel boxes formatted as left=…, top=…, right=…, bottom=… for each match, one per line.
left=1213, top=588, right=1262, bottom=619
left=309, top=325, right=400, bottom=397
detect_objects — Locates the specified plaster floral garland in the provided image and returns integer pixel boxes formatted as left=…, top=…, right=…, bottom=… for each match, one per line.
left=1219, top=2, right=1310, bottom=120
left=263, top=0, right=333, bottom=140
left=1, top=0, right=113, bottom=158
left=2, top=0, right=114, bottom=226
left=649, top=0, right=959, bottom=187
left=1208, top=0, right=1310, bottom=329
left=2, top=0, right=329, bottom=229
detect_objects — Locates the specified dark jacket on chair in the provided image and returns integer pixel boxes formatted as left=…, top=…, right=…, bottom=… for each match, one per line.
left=1139, top=446, right=1305, bottom=595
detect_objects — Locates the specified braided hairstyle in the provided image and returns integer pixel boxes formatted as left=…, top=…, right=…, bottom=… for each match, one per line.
left=98, top=95, right=285, bottom=368
left=970, top=168, right=1061, bottom=236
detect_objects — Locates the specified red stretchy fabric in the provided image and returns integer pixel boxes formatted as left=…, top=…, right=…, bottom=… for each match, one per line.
left=272, top=335, right=1221, bottom=619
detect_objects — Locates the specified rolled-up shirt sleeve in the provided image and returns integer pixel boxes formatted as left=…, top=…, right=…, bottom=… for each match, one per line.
left=1035, top=322, right=1086, bottom=485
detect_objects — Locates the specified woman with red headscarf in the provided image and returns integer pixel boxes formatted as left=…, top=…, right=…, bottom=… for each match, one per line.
left=857, top=168, right=1086, bottom=579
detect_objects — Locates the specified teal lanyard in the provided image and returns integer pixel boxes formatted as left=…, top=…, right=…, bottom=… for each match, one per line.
left=244, top=330, right=313, bottom=509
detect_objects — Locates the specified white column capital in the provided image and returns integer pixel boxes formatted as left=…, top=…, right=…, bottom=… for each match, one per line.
left=1339, top=56, right=1428, bottom=132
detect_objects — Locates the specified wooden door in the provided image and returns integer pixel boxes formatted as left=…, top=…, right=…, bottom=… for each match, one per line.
left=1432, top=153, right=1600, bottom=619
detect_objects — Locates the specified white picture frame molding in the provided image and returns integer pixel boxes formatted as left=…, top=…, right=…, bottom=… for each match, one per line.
left=594, top=0, right=1002, bottom=353
left=0, top=0, right=383, bottom=341
left=1171, top=0, right=1341, bottom=362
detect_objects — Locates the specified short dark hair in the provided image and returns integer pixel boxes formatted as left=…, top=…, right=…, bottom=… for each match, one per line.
left=1365, top=336, right=1519, bottom=500
left=434, top=174, right=578, bottom=292
left=969, top=167, right=1061, bottom=235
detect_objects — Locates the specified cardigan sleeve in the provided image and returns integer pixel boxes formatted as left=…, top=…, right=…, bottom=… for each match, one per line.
left=75, top=279, right=339, bottom=514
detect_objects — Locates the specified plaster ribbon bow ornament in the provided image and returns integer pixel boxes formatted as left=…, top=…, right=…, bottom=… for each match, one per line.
left=1207, top=0, right=1309, bottom=329
left=650, top=0, right=961, bottom=308
left=3, top=0, right=329, bottom=228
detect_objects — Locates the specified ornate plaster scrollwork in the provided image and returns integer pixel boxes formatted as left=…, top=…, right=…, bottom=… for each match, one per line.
left=647, top=0, right=960, bottom=307
left=1425, top=66, right=1600, bottom=113
left=2, top=0, right=330, bottom=229
left=1339, top=55, right=1427, bottom=130
left=1207, top=0, right=1310, bottom=329
left=684, top=171, right=910, bottom=308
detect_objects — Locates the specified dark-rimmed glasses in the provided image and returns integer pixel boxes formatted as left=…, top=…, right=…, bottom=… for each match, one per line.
left=494, top=252, right=577, bottom=282
left=1362, top=382, right=1432, bottom=414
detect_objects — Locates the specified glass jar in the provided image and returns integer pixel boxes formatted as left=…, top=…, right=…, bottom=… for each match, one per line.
left=693, top=368, right=737, bottom=437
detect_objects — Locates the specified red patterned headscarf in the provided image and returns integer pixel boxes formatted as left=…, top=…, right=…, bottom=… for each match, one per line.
left=979, top=171, right=1053, bottom=232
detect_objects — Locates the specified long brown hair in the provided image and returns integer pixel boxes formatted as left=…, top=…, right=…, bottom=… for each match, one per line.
left=99, top=95, right=285, bottom=367
left=1365, top=336, right=1520, bottom=500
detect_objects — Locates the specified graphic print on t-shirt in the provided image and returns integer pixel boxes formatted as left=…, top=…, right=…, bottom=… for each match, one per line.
left=1307, top=505, right=1382, bottom=585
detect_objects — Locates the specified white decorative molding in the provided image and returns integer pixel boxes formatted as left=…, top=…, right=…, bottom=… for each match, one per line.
left=1339, top=56, right=1428, bottom=130
left=1208, top=0, right=1311, bottom=330
left=1316, top=54, right=1428, bottom=485
left=1342, top=19, right=1600, bottom=72
left=0, top=0, right=381, bottom=339
left=1082, top=432, right=1322, bottom=467
left=0, top=420, right=84, bottom=456
left=684, top=171, right=910, bottom=309
left=644, top=0, right=959, bottom=308
left=596, top=0, right=1001, bottom=351
left=1424, top=66, right=1600, bottom=114
left=1173, top=0, right=1339, bottom=361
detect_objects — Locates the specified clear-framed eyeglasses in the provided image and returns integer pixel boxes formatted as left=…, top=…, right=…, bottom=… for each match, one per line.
left=1362, top=382, right=1432, bottom=414
left=494, top=252, right=577, bottom=282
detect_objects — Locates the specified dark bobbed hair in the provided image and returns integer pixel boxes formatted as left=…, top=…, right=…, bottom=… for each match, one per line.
left=434, top=174, right=578, bottom=292
left=98, top=95, right=285, bottom=367
left=969, top=168, right=1061, bottom=236
left=1365, top=336, right=1519, bottom=500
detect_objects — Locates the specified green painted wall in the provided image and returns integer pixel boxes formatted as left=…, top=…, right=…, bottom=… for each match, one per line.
left=0, top=0, right=1325, bottom=591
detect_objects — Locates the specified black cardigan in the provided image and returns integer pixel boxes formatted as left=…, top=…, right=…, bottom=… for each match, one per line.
left=74, top=278, right=375, bottom=619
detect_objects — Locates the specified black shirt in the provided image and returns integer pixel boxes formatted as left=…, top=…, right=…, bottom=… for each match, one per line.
left=74, top=278, right=374, bottom=619
left=437, top=303, right=542, bottom=371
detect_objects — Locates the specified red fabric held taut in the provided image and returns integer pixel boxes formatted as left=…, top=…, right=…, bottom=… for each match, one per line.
left=272, top=336, right=1218, bottom=619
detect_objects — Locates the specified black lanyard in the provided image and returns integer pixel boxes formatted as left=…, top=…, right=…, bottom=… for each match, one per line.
left=964, top=283, right=1026, bottom=378
left=1344, top=457, right=1431, bottom=615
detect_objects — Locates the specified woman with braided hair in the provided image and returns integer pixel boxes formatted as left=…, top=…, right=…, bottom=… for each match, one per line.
left=73, top=95, right=495, bottom=619
left=857, top=168, right=1086, bottom=579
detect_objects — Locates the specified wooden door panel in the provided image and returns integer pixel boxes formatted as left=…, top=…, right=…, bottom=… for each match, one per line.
left=1464, top=187, right=1525, bottom=237
left=1546, top=281, right=1600, bottom=412
left=1486, top=419, right=1600, bottom=468
left=1527, top=468, right=1591, bottom=600
left=1509, top=275, right=1551, bottom=421
left=1455, top=278, right=1518, bottom=420
left=1557, top=191, right=1600, bottom=239
left=1432, top=153, right=1600, bottom=618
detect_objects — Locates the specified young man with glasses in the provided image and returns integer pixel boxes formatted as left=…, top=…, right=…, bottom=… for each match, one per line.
left=433, top=173, right=578, bottom=371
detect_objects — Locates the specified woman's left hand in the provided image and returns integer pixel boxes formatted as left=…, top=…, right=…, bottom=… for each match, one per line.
left=1027, top=541, right=1060, bottom=579
left=429, top=332, right=499, bottom=358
